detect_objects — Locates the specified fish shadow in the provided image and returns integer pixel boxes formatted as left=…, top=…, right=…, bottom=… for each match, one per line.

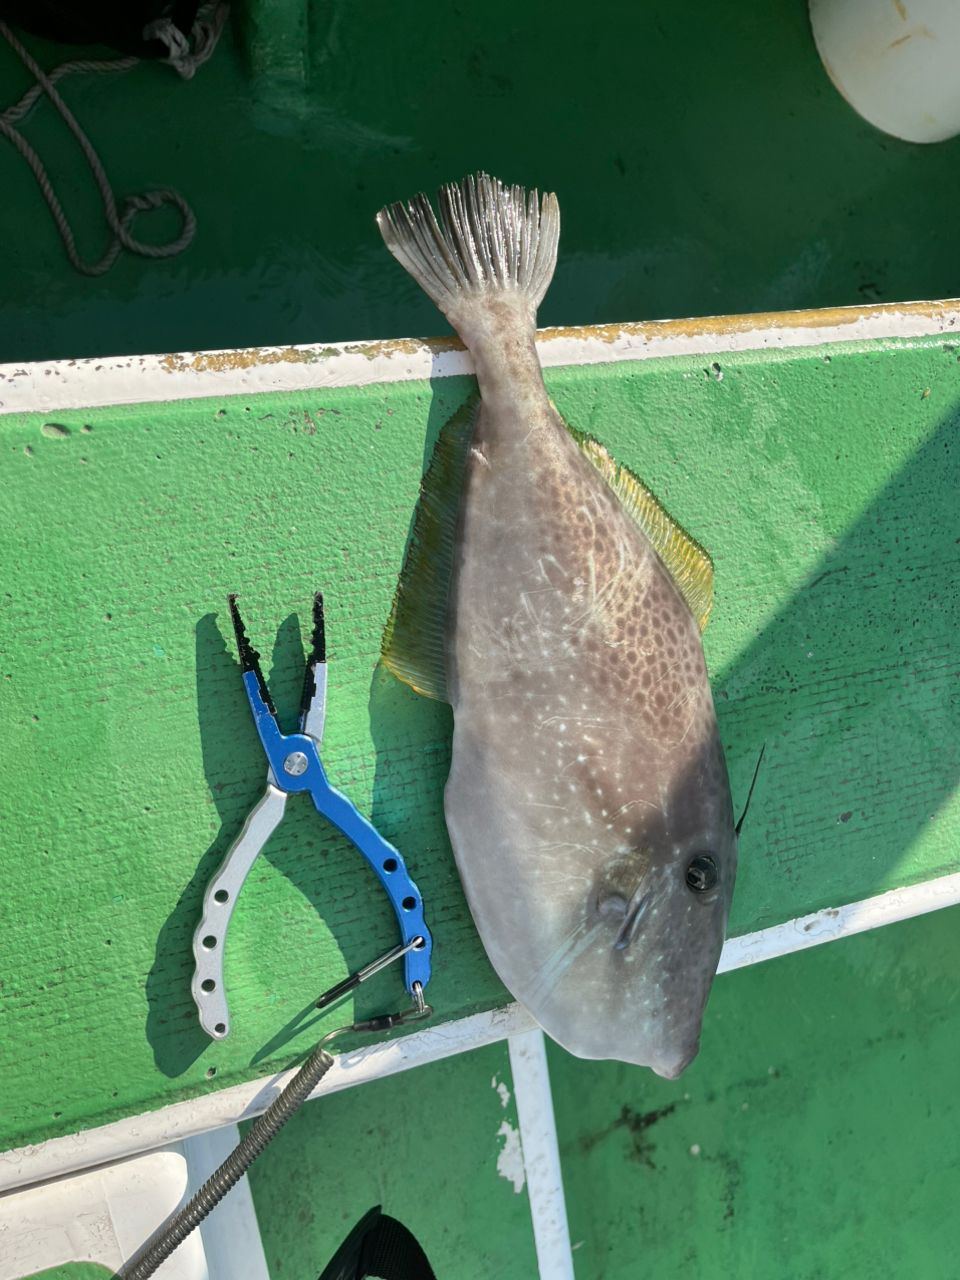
left=709, top=393, right=960, bottom=931
left=364, top=369, right=473, bottom=1017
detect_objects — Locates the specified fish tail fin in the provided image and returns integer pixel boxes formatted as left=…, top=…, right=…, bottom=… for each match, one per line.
left=376, top=173, right=559, bottom=320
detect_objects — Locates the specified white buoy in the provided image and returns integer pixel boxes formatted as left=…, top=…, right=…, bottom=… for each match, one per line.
left=810, top=0, right=960, bottom=143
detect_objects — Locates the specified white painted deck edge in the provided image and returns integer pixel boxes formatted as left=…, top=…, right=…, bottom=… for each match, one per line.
left=3, top=869, right=958, bottom=1196
left=1, top=300, right=958, bottom=412
left=185, top=1125, right=271, bottom=1280
left=508, top=1030, right=575, bottom=1280
left=716, top=868, right=960, bottom=973
left=0, top=1004, right=537, bottom=1196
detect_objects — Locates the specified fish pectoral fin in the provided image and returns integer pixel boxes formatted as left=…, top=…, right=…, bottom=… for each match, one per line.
left=570, top=429, right=714, bottom=631
left=381, top=393, right=481, bottom=701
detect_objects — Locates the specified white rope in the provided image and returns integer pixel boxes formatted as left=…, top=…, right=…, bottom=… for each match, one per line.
left=145, top=2, right=229, bottom=81
left=2, top=53, right=138, bottom=124
left=0, top=12, right=227, bottom=276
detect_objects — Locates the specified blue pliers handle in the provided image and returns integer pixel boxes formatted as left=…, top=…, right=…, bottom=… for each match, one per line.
left=191, top=593, right=432, bottom=1039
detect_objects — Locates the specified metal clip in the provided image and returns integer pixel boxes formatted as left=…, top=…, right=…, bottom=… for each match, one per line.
left=315, top=943, right=433, bottom=1045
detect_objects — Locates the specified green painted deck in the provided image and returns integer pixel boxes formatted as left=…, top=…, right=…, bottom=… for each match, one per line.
left=2, top=333, right=958, bottom=1154
left=246, top=1041, right=539, bottom=1279
left=2, top=3, right=960, bottom=1276
left=552, top=904, right=960, bottom=1280
left=246, top=906, right=960, bottom=1279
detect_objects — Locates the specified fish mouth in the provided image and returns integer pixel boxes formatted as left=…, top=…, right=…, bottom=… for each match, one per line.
left=612, top=888, right=651, bottom=951
left=652, top=1046, right=698, bottom=1080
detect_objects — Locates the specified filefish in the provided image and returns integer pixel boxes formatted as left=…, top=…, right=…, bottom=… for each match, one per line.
left=377, top=174, right=736, bottom=1079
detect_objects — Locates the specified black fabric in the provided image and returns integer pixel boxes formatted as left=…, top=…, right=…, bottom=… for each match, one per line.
left=0, top=2, right=201, bottom=57
left=318, top=1206, right=437, bottom=1280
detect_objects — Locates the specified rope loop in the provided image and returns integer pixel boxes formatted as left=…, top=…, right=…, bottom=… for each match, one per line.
left=0, top=10, right=225, bottom=275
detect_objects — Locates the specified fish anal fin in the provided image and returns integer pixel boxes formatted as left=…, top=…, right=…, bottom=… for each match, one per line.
left=381, top=394, right=481, bottom=701
left=574, top=432, right=714, bottom=631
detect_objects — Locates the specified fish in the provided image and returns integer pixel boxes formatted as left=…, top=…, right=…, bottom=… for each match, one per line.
left=376, top=174, right=736, bottom=1079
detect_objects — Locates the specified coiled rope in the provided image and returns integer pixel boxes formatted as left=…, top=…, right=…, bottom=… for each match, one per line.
left=0, top=8, right=226, bottom=275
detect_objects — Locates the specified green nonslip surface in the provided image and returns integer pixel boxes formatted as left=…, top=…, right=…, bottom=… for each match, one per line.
left=3, top=3, right=960, bottom=1278
left=246, top=1039, right=538, bottom=1280
left=1, top=332, right=958, bottom=1158
left=251, top=905, right=960, bottom=1280
left=550, top=904, right=960, bottom=1280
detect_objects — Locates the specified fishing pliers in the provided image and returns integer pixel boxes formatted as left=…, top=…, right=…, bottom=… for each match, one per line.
left=191, top=593, right=433, bottom=1040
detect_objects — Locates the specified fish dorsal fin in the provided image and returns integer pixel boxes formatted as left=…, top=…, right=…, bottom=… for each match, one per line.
left=381, top=394, right=481, bottom=701
left=383, top=397, right=713, bottom=703
left=574, top=432, right=714, bottom=630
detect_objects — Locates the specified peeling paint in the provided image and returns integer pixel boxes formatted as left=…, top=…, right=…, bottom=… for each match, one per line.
left=159, top=346, right=332, bottom=374
left=536, top=297, right=960, bottom=348
left=496, top=1120, right=526, bottom=1194
left=5, top=298, right=960, bottom=415
left=491, top=1074, right=511, bottom=1109
left=341, top=336, right=461, bottom=361
left=157, top=335, right=462, bottom=377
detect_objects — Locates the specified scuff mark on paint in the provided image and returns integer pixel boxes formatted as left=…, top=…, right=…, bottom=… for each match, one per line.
left=496, top=1120, right=525, bottom=1193
left=576, top=1102, right=678, bottom=1168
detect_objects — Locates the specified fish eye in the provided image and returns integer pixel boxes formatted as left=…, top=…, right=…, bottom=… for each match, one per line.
left=686, top=854, right=718, bottom=893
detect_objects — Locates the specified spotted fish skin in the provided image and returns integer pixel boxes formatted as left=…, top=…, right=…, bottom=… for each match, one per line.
left=378, top=176, right=736, bottom=1079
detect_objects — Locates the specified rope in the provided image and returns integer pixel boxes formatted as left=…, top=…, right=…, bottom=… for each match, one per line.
left=144, top=2, right=229, bottom=81
left=2, top=54, right=139, bottom=125
left=0, top=16, right=217, bottom=276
